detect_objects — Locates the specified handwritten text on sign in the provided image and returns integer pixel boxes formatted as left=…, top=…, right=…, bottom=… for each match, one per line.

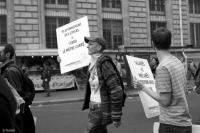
left=126, top=55, right=159, bottom=118
left=56, top=16, right=90, bottom=74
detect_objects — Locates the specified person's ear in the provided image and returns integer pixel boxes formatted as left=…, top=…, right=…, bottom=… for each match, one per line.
left=97, top=44, right=102, bottom=51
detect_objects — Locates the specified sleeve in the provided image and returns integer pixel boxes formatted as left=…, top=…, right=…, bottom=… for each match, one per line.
left=155, top=66, right=172, bottom=93
left=6, top=68, right=23, bottom=96
left=0, top=98, right=15, bottom=130
left=101, top=60, right=123, bottom=122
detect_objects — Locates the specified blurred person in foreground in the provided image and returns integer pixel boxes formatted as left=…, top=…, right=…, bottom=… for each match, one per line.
left=0, top=44, right=35, bottom=133
left=135, top=27, right=192, bottom=133
left=82, top=37, right=124, bottom=133
left=0, top=75, right=17, bottom=133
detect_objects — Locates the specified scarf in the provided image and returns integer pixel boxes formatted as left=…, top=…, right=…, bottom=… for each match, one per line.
left=88, top=54, right=102, bottom=72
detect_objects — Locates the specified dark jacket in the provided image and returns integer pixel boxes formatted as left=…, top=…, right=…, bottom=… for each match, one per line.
left=41, top=67, right=51, bottom=82
left=1, top=60, right=35, bottom=133
left=82, top=55, right=123, bottom=125
left=0, top=76, right=17, bottom=132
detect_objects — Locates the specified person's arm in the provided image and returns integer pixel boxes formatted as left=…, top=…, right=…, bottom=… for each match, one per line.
left=182, top=51, right=188, bottom=74
left=4, top=79, right=25, bottom=114
left=137, top=67, right=172, bottom=106
left=141, top=86, right=171, bottom=106
left=101, top=60, right=123, bottom=125
left=57, top=56, right=61, bottom=63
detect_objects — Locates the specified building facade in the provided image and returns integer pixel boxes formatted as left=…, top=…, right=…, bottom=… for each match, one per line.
left=0, top=0, right=200, bottom=57
left=0, top=0, right=200, bottom=89
left=0, top=0, right=200, bottom=59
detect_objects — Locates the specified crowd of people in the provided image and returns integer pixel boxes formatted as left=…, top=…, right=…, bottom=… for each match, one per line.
left=0, top=27, right=199, bottom=133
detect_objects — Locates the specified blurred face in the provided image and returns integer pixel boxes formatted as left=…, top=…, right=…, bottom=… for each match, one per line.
left=86, top=40, right=101, bottom=55
left=151, top=58, right=157, bottom=65
left=0, top=49, right=7, bottom=63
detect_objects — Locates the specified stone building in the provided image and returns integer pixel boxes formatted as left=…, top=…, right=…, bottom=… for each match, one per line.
left=0, top=0, right=200, bottom=59
left=0, top=0, right=200, bottom=89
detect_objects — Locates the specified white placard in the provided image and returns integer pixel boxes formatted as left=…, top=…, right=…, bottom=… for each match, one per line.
left=126, top=55, right=159, bottom=118
left=56, top=16, right=90, bottom=74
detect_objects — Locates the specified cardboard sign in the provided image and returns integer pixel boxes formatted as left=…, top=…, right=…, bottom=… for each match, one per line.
left=56, top=16, right=90, bottom=74
left=126, top=55, right=159, bottom=118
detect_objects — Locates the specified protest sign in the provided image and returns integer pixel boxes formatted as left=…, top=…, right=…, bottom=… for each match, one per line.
left=56, top=16, right=90, bottom=74
left=126, top=55, right=159, bottom=118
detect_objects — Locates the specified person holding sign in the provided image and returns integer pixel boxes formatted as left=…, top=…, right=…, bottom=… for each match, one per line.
left=82, top=37, right=124, bottom=133
left=135, top=28, right=192, bottom=133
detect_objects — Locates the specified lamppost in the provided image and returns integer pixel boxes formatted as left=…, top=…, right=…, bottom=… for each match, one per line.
left=179, top=0, right=183, bottom=47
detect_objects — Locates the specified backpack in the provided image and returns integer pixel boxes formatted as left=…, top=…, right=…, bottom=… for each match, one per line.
left=98, top=56, right=127, bottom=107
left=7, top=65, right=35, bottom=105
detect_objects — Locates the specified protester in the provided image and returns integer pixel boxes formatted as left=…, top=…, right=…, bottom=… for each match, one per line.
left=135, top=28, right=192, bottom=133
left=0, top=75, right=17, bottom=133
left=41, top=61, right=51, bottom=97
left=193, top=62, right=200, bottom=94
left=150, top=56, right=159, bottom=77
left=180, top=50, right=188, bottom=74
left=0, top=44, right=35, bottom=133
left=82, top=36, right=124, bottom=133
left=187, top=61, right=198, bottom=92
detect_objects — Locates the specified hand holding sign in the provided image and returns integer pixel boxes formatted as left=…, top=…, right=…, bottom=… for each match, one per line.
left=57, top=56, right=61, bottom=63
left=126, top=55, right=159, bottom=118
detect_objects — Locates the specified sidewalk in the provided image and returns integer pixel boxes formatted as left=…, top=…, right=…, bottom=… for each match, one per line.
left=32, top=88, right=138, bottom=106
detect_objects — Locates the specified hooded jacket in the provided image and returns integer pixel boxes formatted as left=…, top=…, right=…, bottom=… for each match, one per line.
left=82, top=55, right=123, bottom=125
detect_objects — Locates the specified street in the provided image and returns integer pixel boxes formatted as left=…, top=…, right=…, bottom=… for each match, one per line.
left=31, top=93, right=200, bottom=133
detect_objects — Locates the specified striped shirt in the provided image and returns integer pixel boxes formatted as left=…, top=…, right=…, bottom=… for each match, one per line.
left=155, top=55, right=192, bottom=126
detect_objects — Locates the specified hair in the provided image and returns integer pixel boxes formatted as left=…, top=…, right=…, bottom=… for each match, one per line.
left=95, top=38, right=106, bottom=52
left=4, top=44, right=15, bottom=59
left=152, top=27, right=172, bottom=50
left=99, top=44, right=105, bottom=52
left=151, top=57, right=159, bottom=64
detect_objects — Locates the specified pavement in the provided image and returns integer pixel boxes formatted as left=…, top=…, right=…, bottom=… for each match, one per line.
left=32, top=88, right=138, bottom=106
left=31, top=78, right=196, bottom=106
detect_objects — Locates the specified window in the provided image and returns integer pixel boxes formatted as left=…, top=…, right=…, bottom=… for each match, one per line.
left=0, top=16, right=7, bottom=45
left=190, top=23, right=200, bottom=47
left=57, top=0, right=68, bottom=5
left=45, top=17, right=69, bottom=48
left=103, top=20, right=123, bottom=49
left=45, top=0, right=68, bottom=5
left=102, top=0, right=121, bottom=9
left=45, top=0, right=55, bottom=4
left=150, top=22, right=166, bottom=45
left=0, top=0, right=6, bottom=8
left=149, top=0, right=165, bottom=12
left=189, top=0, right=200, bottom=14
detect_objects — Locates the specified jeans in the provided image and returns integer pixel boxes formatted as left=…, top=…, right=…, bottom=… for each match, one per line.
left=159, top=123, right=192, bottom=133
left=43, top=81, right=50, bottom=96
left=85, top=103, right=107, bottom=133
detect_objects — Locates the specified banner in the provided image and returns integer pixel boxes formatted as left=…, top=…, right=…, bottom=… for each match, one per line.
left=56, top=16, right=90, bottom=74
left=126, top=55, right=159, bottom=118
left=29, top=74, right=76, bottom=91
